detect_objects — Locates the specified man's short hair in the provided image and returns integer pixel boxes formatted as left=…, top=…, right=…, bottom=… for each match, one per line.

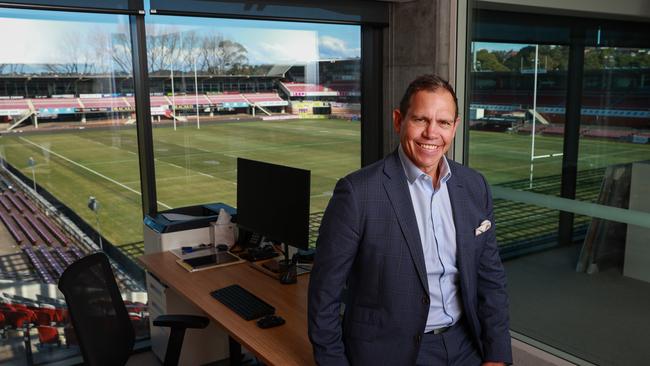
left=399, top=74, right=459, bottom=119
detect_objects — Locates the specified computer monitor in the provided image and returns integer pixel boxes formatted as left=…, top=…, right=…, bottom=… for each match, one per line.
left=236, top=158, right=311, bottom=259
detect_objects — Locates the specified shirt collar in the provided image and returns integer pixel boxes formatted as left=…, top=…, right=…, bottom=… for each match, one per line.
left=398, top=144, right=452, bottom=186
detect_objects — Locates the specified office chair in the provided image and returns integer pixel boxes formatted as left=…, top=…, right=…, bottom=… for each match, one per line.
left=58, top=252, right=209, bottom=366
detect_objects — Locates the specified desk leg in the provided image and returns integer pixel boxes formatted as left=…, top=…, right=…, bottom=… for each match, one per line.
left=229, top=336, right=242, bottom=366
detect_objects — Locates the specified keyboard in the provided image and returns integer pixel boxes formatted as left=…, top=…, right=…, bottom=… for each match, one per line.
left=210, top=284, right=275, bottom=321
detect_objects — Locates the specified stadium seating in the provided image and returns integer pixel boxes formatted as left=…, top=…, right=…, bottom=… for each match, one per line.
left=6, top=193, right=25, bottom=212
left=69, top=245, right=84, bottom=260
left=0, top=99, right=30, bottom=111
left=38, top=245, right=64, bottom=277
left=78, top=97, right=131, bottom=110
left=16, top=192, right=37, bottom=213
left=0, top=196, right=12, bottom=211
left=5, top=310, right=30, bottom=329
left=167, top=94, right=212, bottom=106
left=36, top=325, right=61, bottom=348
left=280, top=82, right=338, bottom=97
left=30, top=98, right=82, bottom=110
left=242, top=92, right=285, bottom=103
left=37, top=215, right=69, bottom=245
left=28, top=217, right=54, bottom=245
left=0, top=312, right=5, bottom=337
left=11, top=213, right=37, bottom=244
left=54, top=246, right=74, bottom=266
left=0, top=212, right=23, bottom=243
left=22, top=247, right=54, bottom=283
left=206, top=93, right=248, bottom=105
left=36, top=310, right=53, bottom=326
left=582, top=129, right=632, bottom=140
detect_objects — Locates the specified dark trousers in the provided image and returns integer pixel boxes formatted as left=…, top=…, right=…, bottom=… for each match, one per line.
left=415, top=319, right=482, bottom=366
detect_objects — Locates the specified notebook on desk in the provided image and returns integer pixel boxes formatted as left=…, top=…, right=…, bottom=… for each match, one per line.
left=176, top=251, right=244, bottom=272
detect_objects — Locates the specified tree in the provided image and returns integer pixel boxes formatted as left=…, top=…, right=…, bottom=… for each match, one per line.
left=146, top=25, right=182, bottom=74
left=199, top=32, right=248, bottom=75
left=44, top=32, right=97, bottom=75
left=476, top=49, right=509, bottom=71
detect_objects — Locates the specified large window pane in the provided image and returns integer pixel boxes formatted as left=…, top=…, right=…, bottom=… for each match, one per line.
left=468, top=9, right=650, bottom=365
left=0, top=8, right=147, bottom=364
left=145, top=16, right=361, bottom=244
left=577, top=47, right=650, bottom=204
left=468, top=42, right=568, bottom=252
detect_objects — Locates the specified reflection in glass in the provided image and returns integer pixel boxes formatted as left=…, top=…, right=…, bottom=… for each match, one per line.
left=469, top=11, right=650, bottom=366
left=0, top=8, right=148, bottom=364
left=144, top=17, right=361, bottom=246
left=468, top=42, right=569, bottom=251
left=577, top=47, right=650, bottom=204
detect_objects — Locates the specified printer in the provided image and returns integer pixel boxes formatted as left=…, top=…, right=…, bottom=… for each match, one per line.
left=143, top=202, right=236, bottom=254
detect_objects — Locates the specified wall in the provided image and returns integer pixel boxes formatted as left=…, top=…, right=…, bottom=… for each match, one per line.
left=477, top=0, right=650, bottom=21
left=383, top=0, right=457, bottom=155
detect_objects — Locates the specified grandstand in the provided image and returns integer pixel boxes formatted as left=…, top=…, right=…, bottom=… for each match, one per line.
left=0, top=171, right=148, bottom=363
left=279, top=81, right=339, bottom=97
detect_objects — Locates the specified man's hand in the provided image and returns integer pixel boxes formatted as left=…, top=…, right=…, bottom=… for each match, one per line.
left=482, top=362, right=506, bottom=366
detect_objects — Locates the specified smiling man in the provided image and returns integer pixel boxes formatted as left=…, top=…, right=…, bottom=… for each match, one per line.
left=308, top=74, right=512, bottom=366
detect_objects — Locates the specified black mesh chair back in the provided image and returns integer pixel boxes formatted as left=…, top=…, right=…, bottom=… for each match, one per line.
left=58, top=252, right=134, bottom=366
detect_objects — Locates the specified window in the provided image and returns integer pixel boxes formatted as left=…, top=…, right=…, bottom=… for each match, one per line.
left=145, top=15, right=361, bottom=245
left=466, top=7, right=650, bottom=365
left=0, top=7, right=147, bottom=363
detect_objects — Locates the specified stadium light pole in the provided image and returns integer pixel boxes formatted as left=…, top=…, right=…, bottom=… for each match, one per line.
left=529, top=44, right=539, bottom=189
left=28, top=157, right=36, bottom=192
left=194, top=57, right=200, bottom=129
left=87, top=196, right=102, bottom=251
left=171, top=68, right=177, bottom=131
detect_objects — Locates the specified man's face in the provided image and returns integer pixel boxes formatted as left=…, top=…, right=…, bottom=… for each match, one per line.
left=393, top=89, right=459, bottom=178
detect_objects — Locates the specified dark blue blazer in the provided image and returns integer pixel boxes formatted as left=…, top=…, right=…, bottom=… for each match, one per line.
left=308, top=150, right=512, bottom=365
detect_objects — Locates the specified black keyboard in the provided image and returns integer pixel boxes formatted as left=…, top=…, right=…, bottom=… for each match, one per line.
left=210, top=284, right=275, bottom=321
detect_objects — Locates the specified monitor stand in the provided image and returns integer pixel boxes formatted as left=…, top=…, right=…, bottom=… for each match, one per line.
left=260, top=243, right=311, bottom=276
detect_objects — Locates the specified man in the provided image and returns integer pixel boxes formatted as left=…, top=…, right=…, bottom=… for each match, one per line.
left=308, top=74, right=511, bottom=366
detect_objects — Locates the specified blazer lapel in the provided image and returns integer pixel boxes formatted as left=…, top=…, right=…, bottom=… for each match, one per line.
left=446, top=163, right=472, bottom=290
left=382, top=151, right=429, bottom=293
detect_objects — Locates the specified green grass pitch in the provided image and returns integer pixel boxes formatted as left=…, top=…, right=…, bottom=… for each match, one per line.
left=1, top=120, right=648, bottom=253
left=1, top=118, right=360, bottom=246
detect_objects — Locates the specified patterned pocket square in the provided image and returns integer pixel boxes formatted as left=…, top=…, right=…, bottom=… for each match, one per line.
left=474, top=220, right=492, bottom=236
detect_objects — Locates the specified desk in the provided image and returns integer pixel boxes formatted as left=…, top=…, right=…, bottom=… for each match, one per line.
left=139, top=251, right=315, bottom=366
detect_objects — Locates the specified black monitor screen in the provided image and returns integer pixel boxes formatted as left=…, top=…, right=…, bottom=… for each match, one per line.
left=236, top=158, right=310, bottom=250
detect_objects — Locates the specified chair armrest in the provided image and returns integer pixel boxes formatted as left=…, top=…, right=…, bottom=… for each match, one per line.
left=153, top=314, right=209, bottom=329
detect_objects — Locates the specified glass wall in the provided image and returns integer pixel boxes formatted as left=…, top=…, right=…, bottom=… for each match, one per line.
left=0, top=8, right=148, bottom=364
left=0, top=0, right=375, bottom=364
left=467, top=7, right=650, bottom=365
left=469, top=42, right=569, bottom=252
left=144, top=15, right=361, bottom=245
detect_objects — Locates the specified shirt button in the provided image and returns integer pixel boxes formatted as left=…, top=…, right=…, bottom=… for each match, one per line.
left=422, top=296, right=430, bottom=304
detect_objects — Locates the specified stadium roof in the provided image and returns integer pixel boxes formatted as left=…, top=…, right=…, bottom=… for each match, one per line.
left=266, top=65, right=293, bottom=77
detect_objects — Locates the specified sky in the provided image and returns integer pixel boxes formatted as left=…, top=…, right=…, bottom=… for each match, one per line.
left=0, top=8, right=360, bottom=66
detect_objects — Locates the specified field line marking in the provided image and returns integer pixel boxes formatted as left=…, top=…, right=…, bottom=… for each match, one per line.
left=19, top=136, right=172, bottom=209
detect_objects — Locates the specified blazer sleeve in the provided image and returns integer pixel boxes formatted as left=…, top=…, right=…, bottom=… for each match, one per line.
left=308, top=177, right=361, bottom=366
left=476, top=174, right=513, bottom=364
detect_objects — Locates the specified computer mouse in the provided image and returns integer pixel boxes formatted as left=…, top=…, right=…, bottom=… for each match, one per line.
left=216, top=244, right=229, bottom=252
left=257, top=314, right=285, bottom=329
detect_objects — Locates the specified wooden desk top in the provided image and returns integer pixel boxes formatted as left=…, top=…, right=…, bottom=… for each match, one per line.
left=139, top=251, right=315, bottom=366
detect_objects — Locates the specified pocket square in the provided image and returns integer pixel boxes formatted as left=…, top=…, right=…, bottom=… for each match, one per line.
left=474, top=220, right=492, bottom=236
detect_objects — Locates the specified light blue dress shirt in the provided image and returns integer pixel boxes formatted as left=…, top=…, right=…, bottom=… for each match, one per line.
left=398, top=145, right=462, bottom=331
